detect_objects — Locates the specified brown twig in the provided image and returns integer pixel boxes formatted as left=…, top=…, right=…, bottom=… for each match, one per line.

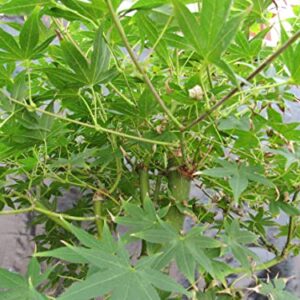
left=183, top=30, right=300, bottom=131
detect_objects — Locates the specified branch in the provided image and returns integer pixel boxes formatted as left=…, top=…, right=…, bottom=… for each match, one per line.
left=183, top=30, right=300, bottom=131
left=6, top=96, right=175, bottom=147
left=0, top=207, right=34, bottom=215
left=105, top=0, right=184, bottom=130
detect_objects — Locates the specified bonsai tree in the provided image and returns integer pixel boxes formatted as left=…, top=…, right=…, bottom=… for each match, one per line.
left=0, top=0, right=299, bottom=299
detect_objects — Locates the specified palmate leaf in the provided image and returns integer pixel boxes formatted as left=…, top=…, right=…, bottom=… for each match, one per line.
left=60, top=28, right=116, bottom=86
left=172, top=0, right=246, bottom=82
left=115, top=196, right=163, bottom=232
left=223, top=220, right=258, bottom=269
left=117, top=198, right=221, bottom=280
left=259, top=278, right=299, bottom=300
left=202, top=161, right=273, bottom=203
left=1, top=102, right=68, bottom=153
left=174, top=0, right=246, bottom=58
left=37, top=220, right=189, bottom=300
left=42, top=67, right=87, bottom=89
left=268, top=147, right=300, bottom=170
left=61, top=40, right=91, bottom=84
left=0, top=258, right=53, bottom=300
left=57, top=255, right=187, bottom=300
left=135, top=222, right=221, bottom=281
left=172, top=0, right=202, bottom=54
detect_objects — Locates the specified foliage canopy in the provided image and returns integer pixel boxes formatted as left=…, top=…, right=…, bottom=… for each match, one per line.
left=0, top=0, right=300, bottom=299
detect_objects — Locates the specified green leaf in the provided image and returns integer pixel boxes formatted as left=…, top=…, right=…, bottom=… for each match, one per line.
left=175, top=242, right=196, bottom=282
left=136, top=12, right=169, bottom=63
left=198, top=0, right=232, bottom=57
left=259, top=278, right=299, bottom=300
left=280, top=24, right=294, bottom=72
left=208, top=12, right=245, bottom=60
left=213, top=58, right=237, bottom=85
left=0, top=0, right=49, bottom=15
left=136, top=221, right=220, bottom=278
left=42, top=67, right=87, bottom=88
left=96, top=67, right=119, bottom=84
left=0, top=269, right=27, bottom=289
left=164, top=32, right=192, bottom=50
left=278, top=202, right=300, bottom=216
left=186, top=243, right=215, bottom=277
left=268, top=147, right=300, bottom=169
left=90, top=28, right=110, bottom=84
left=0, top=28, right=22, bottom=58
left=172, top=0, right=202, bottom=53
left=60, top=0, right=101, bottom=23
left=280, top=24, right=300, bottom=84
left=26, top=258, right=41, bottom=287
left=138, top=88, right=158, bottom=118
left=172, top=0, right=245, bottom=83
left=140, top=269, right=187, bottom=295
left=19, top=8, right=40, bottom=58
left=32, top=34, right=56, bottom=57
left=229, top=173, right=248, bottom=203
left=291, top=42, right=300, bottom=84
left=131, top=0, right=167, bottom=10
left=223, top=220, right=258, bottom=269
left=203, top=161, right=272, bottom=202
left=60, top=40, right=90, bottom=84
left=202, top=167, right=234, bottom=178
left=116, top=198, right=161, bottom=232
left=61, top=219, right=104, bottom=249
left=35, top=247, right=89, bottom=264
left=58, top=269, right=127, bottom=300
left=45, top=223, right=189, bottom=300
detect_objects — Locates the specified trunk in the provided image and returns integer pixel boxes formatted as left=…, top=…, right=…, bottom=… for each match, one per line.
left=167, top=159, right=192, bottom=231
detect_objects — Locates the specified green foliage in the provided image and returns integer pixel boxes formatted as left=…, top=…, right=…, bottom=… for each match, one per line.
left=173, top=0, right=245, bottom=82
left=38, top=221, right=189, bottom=300
left=259, top=278, right=299, bottom=300
left=0, top=258, right=53, bottom=300
left=202, top=160, right=273, bottom=202
left=0, top=0, right=299, bottom=299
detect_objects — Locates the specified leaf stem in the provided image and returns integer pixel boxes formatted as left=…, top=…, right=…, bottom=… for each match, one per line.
left=145, top=15, right=174, bottom=61
left=206, top=66, right=213, bottom=89
left=105, top=0, right=184, bottom=130
left=109, top=136, right=123, bottom=194
left=138, top=164, right=150, bottom=206
left=183, top=30, right=300, bottom=131
left=108, top=82, right=135, bottom=106
left=79, top=92, right=98, bottom=126
left=26, top=60, right=35, bottom=107
left=93, top=191, right=104, bottom=239
left=281, top=189, right=300, bottom=257
left=0, top=207, right=34, bottom=215
left=153, top=175, right=162, bottom=202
